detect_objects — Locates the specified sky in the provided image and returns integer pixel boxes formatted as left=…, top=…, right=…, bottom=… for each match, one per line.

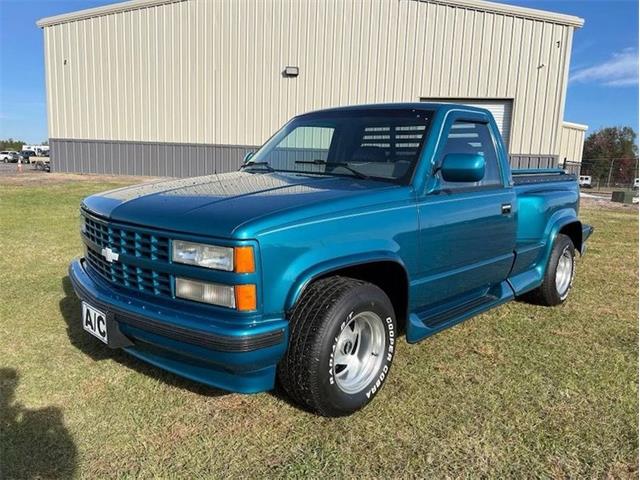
left=0, top=0, right=638, bottom=144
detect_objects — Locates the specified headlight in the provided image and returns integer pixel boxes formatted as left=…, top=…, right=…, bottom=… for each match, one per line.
left=175, top=278, right=237, bottom=309
left=172, top=240, right=234, bottom=271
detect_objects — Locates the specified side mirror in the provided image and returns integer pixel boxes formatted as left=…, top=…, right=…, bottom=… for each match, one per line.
left=441, top=153, right=485, bottom=183
left=243, top=151, right=256, bottom=164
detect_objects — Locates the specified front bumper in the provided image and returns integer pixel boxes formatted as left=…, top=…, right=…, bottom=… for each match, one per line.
left=69, top=258, right=288, bottom=393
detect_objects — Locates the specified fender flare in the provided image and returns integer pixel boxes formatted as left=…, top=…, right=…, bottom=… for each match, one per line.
left=284, top=251, right=410, bottom=312
left=539, top=209, right=581, bottom=269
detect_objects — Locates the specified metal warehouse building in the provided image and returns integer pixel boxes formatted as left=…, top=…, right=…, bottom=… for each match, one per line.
left=38, top=0, right=587, bottom=177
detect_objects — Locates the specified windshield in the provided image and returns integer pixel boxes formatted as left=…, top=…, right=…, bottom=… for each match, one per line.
left=245, top=109, right=433, bottom=183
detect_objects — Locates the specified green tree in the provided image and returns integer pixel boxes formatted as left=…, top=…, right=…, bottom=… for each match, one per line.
left=582, top=127, right=638, bottom=183
left=0, top=138, right=26, bottom=151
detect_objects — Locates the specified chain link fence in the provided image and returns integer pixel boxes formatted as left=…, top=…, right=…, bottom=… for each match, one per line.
left=561, top=157, right=639, bottom=192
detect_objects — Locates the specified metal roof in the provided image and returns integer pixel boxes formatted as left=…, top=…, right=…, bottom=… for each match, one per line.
left=37, top=0, right=185, bottom=27
left=424, top=0, right=583, bottom=27
left=37, top=0, right=584, bottom=28
left=562, top=121, right=589, bottom=131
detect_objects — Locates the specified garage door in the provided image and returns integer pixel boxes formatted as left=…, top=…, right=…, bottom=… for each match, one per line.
left=421, top=99, right=513, bottom=150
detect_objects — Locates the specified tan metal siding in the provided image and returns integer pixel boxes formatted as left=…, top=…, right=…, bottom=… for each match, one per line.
left=43, top=0, right=578, bottom=157
left=558, top=122, right=587, bottom=163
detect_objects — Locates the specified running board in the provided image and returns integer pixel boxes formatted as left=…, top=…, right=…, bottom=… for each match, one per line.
left=422, top=295, right=497, bottom=328
left=406, top=281, right=515, bottom=343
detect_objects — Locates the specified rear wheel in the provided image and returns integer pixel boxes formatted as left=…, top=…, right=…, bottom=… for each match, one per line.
left=278, top=276, right=397, bottom=417
left=525, top=233, right=575, bottom=306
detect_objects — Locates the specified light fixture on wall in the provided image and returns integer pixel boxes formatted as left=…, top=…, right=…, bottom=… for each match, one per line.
left=282, top=66, right=299, bottom=77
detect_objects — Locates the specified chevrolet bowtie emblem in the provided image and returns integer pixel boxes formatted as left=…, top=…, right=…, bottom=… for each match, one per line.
left=101, top=247, right=119, bottom=263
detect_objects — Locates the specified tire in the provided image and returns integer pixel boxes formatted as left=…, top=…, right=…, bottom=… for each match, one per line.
left=278, top=276, right=397, bottom=417
left=525, top=234, right=576, bottom=306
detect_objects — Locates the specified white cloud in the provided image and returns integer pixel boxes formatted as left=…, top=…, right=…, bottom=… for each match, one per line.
left=570, top=48, right=639, bottom=87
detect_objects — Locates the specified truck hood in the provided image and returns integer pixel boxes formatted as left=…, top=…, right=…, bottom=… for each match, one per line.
left=82, top=171, right=397, bottom=238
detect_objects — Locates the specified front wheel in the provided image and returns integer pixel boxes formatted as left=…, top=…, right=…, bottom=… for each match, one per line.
left=278, top=276, right=397, bottom=417
left=525, top=233, right=576, bottom=306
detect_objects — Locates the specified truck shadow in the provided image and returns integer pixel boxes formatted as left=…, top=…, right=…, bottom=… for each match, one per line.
left=59, top=276, right=227, bottom=398
left=1, top=368, right=77, bottom=479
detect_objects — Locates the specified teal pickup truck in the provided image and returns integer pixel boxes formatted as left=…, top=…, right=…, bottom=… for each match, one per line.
left=69, top=103, right=592, bottom=416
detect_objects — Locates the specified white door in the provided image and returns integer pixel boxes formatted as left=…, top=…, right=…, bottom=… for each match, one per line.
left=422, top=99, right=513, bottom=150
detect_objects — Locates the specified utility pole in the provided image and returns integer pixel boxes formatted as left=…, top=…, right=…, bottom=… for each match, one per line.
left=607, top=158, right=614, bottom=188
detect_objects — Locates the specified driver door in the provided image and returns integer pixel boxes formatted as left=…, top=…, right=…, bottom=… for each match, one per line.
left=413, top=111, right=516, bottom=312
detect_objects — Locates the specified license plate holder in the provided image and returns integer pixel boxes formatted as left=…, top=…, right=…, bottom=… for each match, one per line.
left=82, top=301, right=108, bottom=344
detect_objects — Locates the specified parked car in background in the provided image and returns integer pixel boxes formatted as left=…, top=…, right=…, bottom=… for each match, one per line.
left=578, top=176, right=592, bottom=188
left=69, top=103, right=593, bottom=416
left=0, top=151, right=20, bottom=162
left=634, top=178, right=639, bottom=191
left=19, top=150, right=36, bottom=164
left=22, top=145, right=50, bottom=157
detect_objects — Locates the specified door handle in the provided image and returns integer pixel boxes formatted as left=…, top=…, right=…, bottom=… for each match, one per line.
left=501, top=203, right=512, bottom=214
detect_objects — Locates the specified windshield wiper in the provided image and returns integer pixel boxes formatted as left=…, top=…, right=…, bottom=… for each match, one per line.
left=240, top=161, right=275, bottom=172
left=295, top=160, right=370, bottom=180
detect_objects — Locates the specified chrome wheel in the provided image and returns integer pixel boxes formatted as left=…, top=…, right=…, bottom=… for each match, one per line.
left=555, top=247, right=573, bottom=298
left=333, top=311, right=386, bottom=395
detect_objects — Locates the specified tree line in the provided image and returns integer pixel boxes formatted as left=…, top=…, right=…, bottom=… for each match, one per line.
left=0, top=138, right=27, bottom=151
left=581, top=126, right=638, bottom=185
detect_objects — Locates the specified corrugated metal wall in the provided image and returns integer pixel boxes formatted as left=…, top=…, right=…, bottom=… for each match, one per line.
left=558, top=122, right=587, bottom=163
left=42, top=0, right=579, bottom=176
left=50, top=138, right=253, bottom=176
left=50, top=139, right=560, bottom=176
left=509, top=154, right=558, bottom=170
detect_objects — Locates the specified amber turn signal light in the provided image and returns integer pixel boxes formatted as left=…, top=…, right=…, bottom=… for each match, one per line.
left=235, top=284, right=257, bottom=311
left=234, top=246, right=255, bottom=273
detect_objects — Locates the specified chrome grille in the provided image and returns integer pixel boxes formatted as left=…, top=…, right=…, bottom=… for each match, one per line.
left=84, top=215, right=169, bottom=261
left=83, top=214, right=172, bottom=297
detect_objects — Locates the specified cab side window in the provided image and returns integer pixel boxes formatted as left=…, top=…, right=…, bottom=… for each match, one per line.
left=439, top=121, right=502, bottom=189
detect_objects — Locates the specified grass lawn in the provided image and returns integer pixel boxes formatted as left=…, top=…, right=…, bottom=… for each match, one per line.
left=1, top=179, right=638, bottom=478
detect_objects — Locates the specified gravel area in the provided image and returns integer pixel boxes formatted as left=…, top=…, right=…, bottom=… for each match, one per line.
left=0, top=162, right=162, bottom=186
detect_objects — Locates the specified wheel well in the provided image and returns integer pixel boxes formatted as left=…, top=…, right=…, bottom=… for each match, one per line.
left=317, top=261, right=409, bottom=332
left=559, top=221, right=582, bottom=254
